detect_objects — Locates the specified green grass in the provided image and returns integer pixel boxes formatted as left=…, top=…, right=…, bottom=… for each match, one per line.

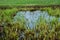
left=0, top=0, right=60, bottom=6
left=0, top=8, right=60, bottom=40
left=40, top=7, right=60, bottom=17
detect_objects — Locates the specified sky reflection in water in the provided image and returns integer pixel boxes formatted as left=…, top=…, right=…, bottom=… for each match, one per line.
left=14, top=10, right=60, bottom=29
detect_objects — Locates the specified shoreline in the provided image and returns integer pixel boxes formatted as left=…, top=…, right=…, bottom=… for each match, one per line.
left=0, top=5, right=60, bottom=9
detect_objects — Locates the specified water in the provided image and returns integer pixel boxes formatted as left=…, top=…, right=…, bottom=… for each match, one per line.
left=14, top=10, right=59, bottom=29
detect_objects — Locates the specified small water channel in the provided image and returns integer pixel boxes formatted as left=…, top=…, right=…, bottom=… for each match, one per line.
left=14, top=10, right=60, bottom=29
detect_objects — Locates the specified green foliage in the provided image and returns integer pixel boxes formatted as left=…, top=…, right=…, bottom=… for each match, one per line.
left=0, top=9, right=18, bottom=40
left=40, top=7, right=60, bottom=17
left=0, top=8, right=60, bottom=40
left=47, top=8, right=60, bottom=17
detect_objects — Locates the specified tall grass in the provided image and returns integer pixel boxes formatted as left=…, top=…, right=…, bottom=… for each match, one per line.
left=0, top=8, right=60, bottom=40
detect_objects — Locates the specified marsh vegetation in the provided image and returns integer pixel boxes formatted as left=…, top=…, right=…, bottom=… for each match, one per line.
left=0, top=7, right=60, bottom=40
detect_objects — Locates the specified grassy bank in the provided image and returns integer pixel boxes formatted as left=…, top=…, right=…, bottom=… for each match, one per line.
left=0, top=0, right=60, bottom=5
left=0, top=6, right=60, bottom=17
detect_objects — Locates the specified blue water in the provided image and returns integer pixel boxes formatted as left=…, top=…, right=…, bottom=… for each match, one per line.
left=14, top=10, right=59, bottom=29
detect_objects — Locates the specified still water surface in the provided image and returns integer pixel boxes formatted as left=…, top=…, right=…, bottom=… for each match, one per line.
left=14, top=10, right=60, bottom=29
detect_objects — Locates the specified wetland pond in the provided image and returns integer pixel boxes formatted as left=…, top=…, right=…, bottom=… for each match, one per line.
left=14, top=10, right=60, bottom=29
